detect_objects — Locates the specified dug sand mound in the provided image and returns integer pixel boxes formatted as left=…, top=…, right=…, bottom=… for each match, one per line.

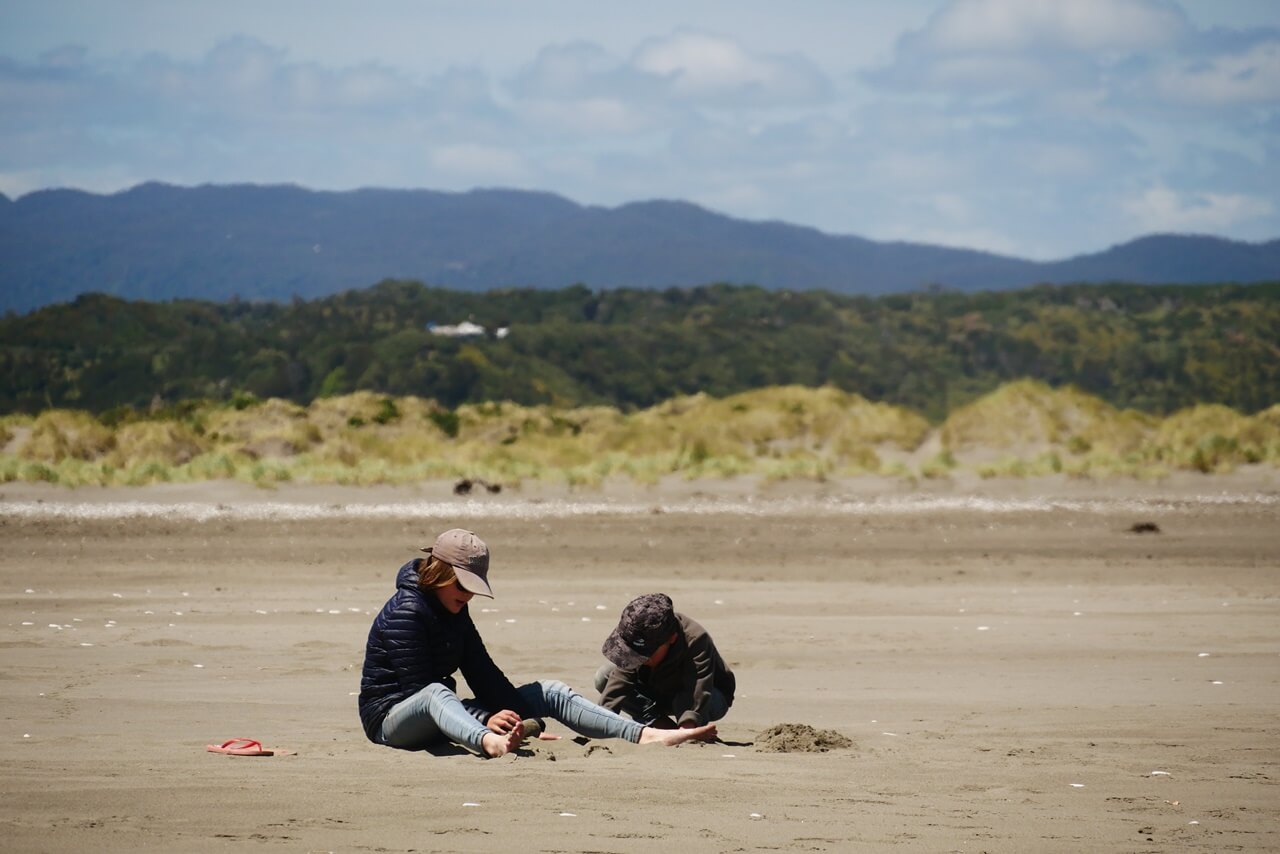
left=756, top=723, right=852, bottom=753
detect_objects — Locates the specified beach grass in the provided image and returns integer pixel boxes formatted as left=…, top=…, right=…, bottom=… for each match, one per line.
left=1, top=381, right=1275, bottom=487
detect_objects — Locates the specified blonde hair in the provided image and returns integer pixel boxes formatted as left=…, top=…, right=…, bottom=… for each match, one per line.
left=416, top=555, right=457, bottom=590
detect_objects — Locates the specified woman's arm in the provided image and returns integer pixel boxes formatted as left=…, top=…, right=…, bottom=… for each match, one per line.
left=457, top=612, right=526, bottom=716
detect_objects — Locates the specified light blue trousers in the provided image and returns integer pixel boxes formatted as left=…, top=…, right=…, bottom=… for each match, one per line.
left=380, top=679, right=645, bottom=753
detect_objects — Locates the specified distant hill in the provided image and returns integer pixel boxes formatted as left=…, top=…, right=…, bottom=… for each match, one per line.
left=1, top=182, right=1278, bottom=313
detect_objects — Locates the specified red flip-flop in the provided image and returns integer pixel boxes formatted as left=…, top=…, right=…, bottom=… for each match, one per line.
left=206, top=738, right=274, bottom=756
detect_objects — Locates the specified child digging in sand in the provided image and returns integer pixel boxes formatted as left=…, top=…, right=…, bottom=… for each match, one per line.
left=358, top=529, right=717, bottom=757
left=595, top=593, right=736, bottom=730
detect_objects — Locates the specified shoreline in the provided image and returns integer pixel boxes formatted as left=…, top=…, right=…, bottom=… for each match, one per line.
left=2, top=466, right=1276, bottom=508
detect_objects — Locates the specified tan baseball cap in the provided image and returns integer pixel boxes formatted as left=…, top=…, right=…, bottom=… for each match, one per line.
left=420, top=528, right=493, bottom=598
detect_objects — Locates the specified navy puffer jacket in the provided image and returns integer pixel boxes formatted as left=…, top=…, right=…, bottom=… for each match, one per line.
left=358, top=560, right=529, bottom=743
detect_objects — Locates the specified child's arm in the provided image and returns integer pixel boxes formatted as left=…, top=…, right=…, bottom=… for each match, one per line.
left=673, top=620, right=722, bottom=727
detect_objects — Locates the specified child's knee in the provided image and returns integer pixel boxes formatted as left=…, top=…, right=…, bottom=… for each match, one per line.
left=593, top=663, right=614, bottom=693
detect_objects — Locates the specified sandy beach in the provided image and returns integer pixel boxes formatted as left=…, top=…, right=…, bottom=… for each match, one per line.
left=1, top=475, right=1277, bottom=853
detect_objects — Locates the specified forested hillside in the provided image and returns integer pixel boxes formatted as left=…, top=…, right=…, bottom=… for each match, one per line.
left=2, top=280, right=1277, bottom=420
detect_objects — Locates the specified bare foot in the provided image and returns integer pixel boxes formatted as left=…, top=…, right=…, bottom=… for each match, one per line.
left=638, top=723, right=717, bottom=746
left=481, top=728, right=522, bottom=758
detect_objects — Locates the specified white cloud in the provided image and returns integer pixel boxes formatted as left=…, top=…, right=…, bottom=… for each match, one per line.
left=924, top=0, right=1188, bottom=53
left=1122, top=184, right=1273, bottom=232
left=634, top=31, right=773, bottom=93
left=869, top=0, right=1192, bottom=96
left=630, top=30, right=830, bottom=104
left=510, top=30, right=831, bottom=110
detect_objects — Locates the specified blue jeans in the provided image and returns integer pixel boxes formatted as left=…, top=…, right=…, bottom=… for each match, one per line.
left=380, top=680, right=645, bottom=753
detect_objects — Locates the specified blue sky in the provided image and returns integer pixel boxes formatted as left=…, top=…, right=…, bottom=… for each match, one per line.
left=1, top=0, right=1277, bottom=260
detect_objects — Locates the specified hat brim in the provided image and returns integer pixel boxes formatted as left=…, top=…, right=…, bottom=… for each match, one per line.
left=452, top=565, right=494, bottom=598
left=602, top=628, right=649, bottom=669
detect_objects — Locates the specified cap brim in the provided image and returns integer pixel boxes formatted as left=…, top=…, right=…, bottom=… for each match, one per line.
left=419, top=547, right=494, bottom=598
left=453, top=565, right=494, bottom=599
left=602, top=629, right=648, bottom=669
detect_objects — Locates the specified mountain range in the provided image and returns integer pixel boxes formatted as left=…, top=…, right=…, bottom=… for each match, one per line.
left=2, top=182, right=1278, bottom=314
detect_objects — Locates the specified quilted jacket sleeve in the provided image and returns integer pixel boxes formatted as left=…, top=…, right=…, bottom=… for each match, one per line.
left=457, top=612, right=527, bottom=717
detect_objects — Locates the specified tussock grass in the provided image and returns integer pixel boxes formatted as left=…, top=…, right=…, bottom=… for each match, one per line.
left=111, top=421, right=207, bottom=468
left=20, top=410, right=117, bottom=463
left=941, top=379, right=1157, bottom=457
left=1153, top=404, right=1280, bottom=471
left=1, top=382, right=1274, bottom=487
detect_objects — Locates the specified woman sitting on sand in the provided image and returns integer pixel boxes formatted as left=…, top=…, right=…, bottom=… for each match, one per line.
left=358, top=528, right=718, bottom=758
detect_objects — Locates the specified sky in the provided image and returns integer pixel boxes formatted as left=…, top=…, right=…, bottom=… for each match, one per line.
left=1, top=0, right=1277, bottom=260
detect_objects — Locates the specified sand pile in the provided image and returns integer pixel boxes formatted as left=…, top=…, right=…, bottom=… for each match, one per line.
left=755, top=723, right=852, bottom=753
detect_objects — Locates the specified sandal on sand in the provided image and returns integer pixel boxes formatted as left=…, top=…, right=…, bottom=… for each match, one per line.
left=206, top=738, right=275, bottom=756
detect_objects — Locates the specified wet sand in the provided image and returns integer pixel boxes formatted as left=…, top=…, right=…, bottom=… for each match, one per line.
left=1, top=476, right=1277, bottom=852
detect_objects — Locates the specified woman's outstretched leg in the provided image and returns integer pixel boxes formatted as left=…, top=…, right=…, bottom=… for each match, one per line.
left=520, top=680, right=716, bottom=745
left=381, top=682, right=496, bottom=754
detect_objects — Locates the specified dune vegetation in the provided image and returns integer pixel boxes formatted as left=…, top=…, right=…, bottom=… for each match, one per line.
left=1, top=380, right=1275, bottom=489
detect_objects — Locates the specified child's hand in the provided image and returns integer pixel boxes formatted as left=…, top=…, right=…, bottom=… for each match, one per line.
left=486, top=709, right=521, bottom=734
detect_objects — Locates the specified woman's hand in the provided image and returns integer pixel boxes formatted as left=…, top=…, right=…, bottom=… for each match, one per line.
left=486, top=709, right=521, bottom=735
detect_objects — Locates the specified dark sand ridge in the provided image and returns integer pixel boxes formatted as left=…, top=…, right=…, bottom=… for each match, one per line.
left=0, top=475, right=1276, bottom=852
